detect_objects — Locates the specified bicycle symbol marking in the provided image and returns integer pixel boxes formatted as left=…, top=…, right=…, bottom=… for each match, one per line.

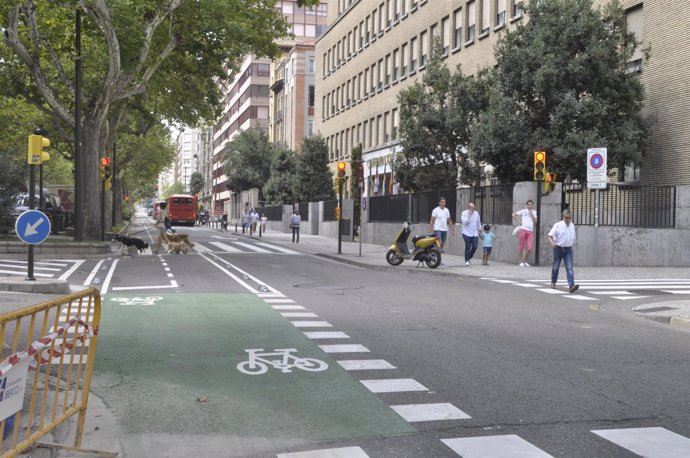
left=110, top=296, right=163, bottom=306
left=237, top=348, right=328, bottom=375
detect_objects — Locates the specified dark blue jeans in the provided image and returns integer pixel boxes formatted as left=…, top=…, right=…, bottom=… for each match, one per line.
left=463, top=235, right=479, bottom=262
left=292, top=226, right=300, bottom=243
left=551, top=246, right=575, bottom=287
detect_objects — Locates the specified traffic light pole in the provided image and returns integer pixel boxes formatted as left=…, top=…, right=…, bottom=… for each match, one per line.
left=26, top=163, right=36, bottom=281
left=101, top=178, right=105, bottom=241
left=535, top=185, right=542, bottom=266
left=337, top=180, right=343, bottom=255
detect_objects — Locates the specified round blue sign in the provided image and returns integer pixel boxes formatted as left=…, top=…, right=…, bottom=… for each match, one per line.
left=15, top=210, right=51, bottom=245
left=590, top=153, right=604, bottom=169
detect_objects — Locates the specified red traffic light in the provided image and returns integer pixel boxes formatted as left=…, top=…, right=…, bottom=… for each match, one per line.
left=101, top=157, right=111, bottom=167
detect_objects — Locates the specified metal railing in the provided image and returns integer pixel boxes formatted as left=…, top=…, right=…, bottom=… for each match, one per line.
left=562, top=183, right=676, bottom=227
left=471, top=184, right=514, bottom=225
left=261, top=205, right=283, bottom=222
left=323, top=200, right=338, bottom=221
left=0, top=288, right=112, bottom=457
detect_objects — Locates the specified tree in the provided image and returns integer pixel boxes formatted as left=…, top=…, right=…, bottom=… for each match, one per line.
left=471, top=0, right=648, bottom=183
left=189, top=172, right=204, bottom=196
left=294, top=135, right=336, bottom=203
left=222, top=128, right=273, bottom=199
left=350, top=144, right=363, bottom=233
left=1, top=0, right=320, bottom=239
left=161, top=181, right=185, bottom=200
left=263, top=146, right=297, bottom=205
left=394, top=41, right=490, bottom=191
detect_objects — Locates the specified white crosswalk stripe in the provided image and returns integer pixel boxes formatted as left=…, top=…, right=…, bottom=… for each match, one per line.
left=0, top=259, right=79, bottom=279
left=196, top=240, right=300, bottom=255
left=442, top=434, right=554, bottom=457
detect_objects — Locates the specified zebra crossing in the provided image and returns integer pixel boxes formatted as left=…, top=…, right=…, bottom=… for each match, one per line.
left=482, top=277, right=690, bottom=301
left=278, top=427, right=690, bottom=457
left=0, top=258, right=84, bottom=280
left=194, top=239, right=301, bottom=255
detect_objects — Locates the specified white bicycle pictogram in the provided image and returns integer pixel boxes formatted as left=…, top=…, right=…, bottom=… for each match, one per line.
left=237, top=348, right=328, bottom=375
left=110, top=296, right=162, bottom=306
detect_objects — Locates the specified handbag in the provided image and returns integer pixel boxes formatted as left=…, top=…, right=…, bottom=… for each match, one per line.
left=512, top=225, right=522, bottom=236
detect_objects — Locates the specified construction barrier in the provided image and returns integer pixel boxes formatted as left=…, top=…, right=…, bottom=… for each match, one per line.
left=0, top=288, right=109, bottom=457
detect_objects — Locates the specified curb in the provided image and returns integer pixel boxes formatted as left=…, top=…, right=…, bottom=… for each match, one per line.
left=0, top=277, right=70, bottom=294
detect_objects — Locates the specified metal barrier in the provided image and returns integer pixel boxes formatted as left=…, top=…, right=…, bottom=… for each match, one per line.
left=0, top=288, right=110, bottom=457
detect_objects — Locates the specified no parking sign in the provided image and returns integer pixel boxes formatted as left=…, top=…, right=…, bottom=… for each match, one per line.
left=587, top=148, right=607, bottom=189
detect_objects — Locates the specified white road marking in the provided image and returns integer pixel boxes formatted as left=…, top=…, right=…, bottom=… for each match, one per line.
left=100, top=259, right=119, bottom=294
left=391, top=403, right=471, bottom=422
left=264, top=298, right=295, bottom=303
left=291, top=321, right=333, bottom=328
left=192, top=242, right=211, bottom=253
left=304, top=331, right=350, bottom=339
left=489, top=279, right=516, bottom=283
left=84, top=259, right=105, bottom=286
left=0, top=259, right=69, bottom=267
left=255, top=242, right=300, bottom=254
left=537, top=288, right=566, bottom=294
left=111, top=284, right=179, bottom=291
left=613, top=295, right=650, bottom=300
left=662, top=290, right=690, bottom=294
left=337, top=359, right=395, bottom=370
left=0, top=263, right=61, bottom=272
left=208, top=241, right=242, bottom=253
left=272, top=305, right=306, bottom=310
left=58, top=259, right=85, bottom=281
left=318, top=344, right=370, bottom=353
left=563, top=295, right=596, bottom=300
left=0, top=269, right=52, bottom=278
left=259, top=293, right=286, bottom=298
left=592, top=427, right=690, bottom=457
left=232, top=241, right=272, bottom=253
left=442, top=435, right=554, bottom=457
left=277, top=446, right=370, bottom=458
left=281, top=312, right=319, bottom=318
left=359, top=378, right=427, bottom=393
left=514, top=283, right=541, bottom=287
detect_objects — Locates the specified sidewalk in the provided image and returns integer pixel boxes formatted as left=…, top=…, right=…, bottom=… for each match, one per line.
left=244, top=228, right=690, bottom=329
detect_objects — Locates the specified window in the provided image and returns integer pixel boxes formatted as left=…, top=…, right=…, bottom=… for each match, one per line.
left=294, top=24, right=305, bottom=37
left=453, top=8, right=462, bottom=49
left=513, top=0, right=523, bottom=18
left=410, top=37, right=417, bottom=71
left=377, top=58, right=383, bottom=89
left=387, top=0, right=394, bottom=27
left=363, top=120, right=368, bottom=148
left=392, top=109, right=399, bottom=140
left=383, top=112, right=389, bottom=143
left=467, top=1, right=476, bottom=42
left=393, top=49, right=399, bottom=80
left=411, top=0, right=418, bottom=10
left=359, top=21, right=364, bottom=47
left=376, top=115, right=382, bottom=145
left=365, top=15, right=371, bottom=42
left=371, top=10, right=377, bottom=37
left=442, top=17, right=450, bottom=54
left=307, top=120, right=314, bottom=137
left=420, top=31, right=428, bottom=67
left=346, top=81, right=351, bottom=106
left=363, top=68, right=369, bottom=96
left=481, top=0, right=490, bottom=35
left=379, top=4, right=385, bottom=32
left=496, top=0, right=506, bottom=27
left=401, top=43, right=408, bottom=75
left=308, top=57, right=315, bottom=73
left=308, top=86, right=315, bottom=106
left=385, top=54, right=391, bottom=85
left=395, top=0, right=402, bottom=21
left=625, top=5, right=643, bottom=73
left=305, top=24, right=316, bottom=37
left=371, top=63, right=377, bottom=92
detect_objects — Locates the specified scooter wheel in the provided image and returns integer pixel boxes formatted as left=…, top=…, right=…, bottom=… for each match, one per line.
left=386, top=249, right=404, bottom=266
left=425, top=249, right=441, bottom=269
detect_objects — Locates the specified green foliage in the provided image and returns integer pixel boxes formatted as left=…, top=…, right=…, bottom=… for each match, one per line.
left=222, top=128, right=273, bottom=198
left=471, top=0, right=648, bottom=183
left=263, top=146, right=297, bottom=205
left=161, top=182, right=185, bottom=200
left=189, top=172, right=204, bottom=196
left=294, top=135, right=336, bottom=203
left=117, top=125, right=176, bottom=198
left=395, top=40, right=490, bottom=191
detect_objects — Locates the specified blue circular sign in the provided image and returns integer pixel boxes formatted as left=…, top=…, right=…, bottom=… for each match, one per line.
left=590, top=153, right=604, bottom=169
left=15, top=210, right=51, bottom=245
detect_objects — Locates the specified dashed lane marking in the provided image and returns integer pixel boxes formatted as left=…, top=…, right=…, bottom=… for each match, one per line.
left=592, top=427, right=690, bottom=458
left=359, top=378, right=428, bottom=393
left=337, top=359, right=396, bottom=370
left=280, top=312, right=319, bottom=318
left=391, top=403, right=471, bottom=422
left=442, top=434, right=555, bottom=457
left=318, top=344, right=370, bottom=353
left=303, top=331, right=350, bottom=339
left=277, top=446, right=370, bottom=458
left=290, top=321, right=333, bottom=328
left=272, top=305, right=306, bottom=310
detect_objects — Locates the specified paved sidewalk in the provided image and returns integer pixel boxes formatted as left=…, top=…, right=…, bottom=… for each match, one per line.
left=244, top=229, right=690, bottom=329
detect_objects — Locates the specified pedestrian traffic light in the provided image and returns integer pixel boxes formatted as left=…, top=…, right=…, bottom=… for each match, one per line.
left=27, top=134, right=50, bottom=165
left=337, top=161, right=346, bottom=185
left=544, top=172, right=557, bottom=194
left=100, top=157, right=112, bottom=181
left=533, top=151, right=546, bottom=181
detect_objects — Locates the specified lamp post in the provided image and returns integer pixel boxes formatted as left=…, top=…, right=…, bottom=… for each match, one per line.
left=74, top=6, right=83, bottom=240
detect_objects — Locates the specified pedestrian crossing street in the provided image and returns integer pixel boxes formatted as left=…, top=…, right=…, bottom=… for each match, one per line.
left=277, top=427, right=690, bottom=457
left=258, top=293, right=690, bottom=458
left=481, top=277, right=690, bottom=301
left=0, top=258, right=83, bottom=280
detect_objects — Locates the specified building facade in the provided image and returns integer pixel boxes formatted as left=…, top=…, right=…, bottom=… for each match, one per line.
left=316, top=0, right=690, bottom=196
left=173, top=128, right=199, bottom=192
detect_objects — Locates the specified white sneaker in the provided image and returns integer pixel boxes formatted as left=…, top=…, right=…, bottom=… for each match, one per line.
left=519, top=262, right=525, bottom=267
left=523, top=262, right=531, bottom=267
left=465, top=261, right=470, bottom=266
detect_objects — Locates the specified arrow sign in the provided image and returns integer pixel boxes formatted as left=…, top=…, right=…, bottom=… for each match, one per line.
left=15, top=210, right=51, bottom=245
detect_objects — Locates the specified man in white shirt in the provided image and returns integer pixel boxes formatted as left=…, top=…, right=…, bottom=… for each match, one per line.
left=547, top=209, right=579, bottom=293
left=429, top=197, right=454, bottom=250
left=512, top=199, right=538, bottom=266
left=460, top=202, right=482, bottom=266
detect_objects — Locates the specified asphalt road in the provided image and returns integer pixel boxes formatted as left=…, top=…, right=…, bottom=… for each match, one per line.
left=59, top=214, right=690, bottom=457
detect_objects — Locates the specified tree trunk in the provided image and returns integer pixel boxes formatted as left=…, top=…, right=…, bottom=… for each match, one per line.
left=79, top=119, right=107, bottom=239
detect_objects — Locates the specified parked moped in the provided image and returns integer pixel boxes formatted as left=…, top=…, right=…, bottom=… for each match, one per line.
left=385, top=222, right=442, bottom=268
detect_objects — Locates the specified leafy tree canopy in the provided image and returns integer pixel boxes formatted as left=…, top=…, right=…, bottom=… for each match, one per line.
left=471, top=0, right=648, bottom=183
left=161, top=181, right=185, bottom=200
left=263, top=146, right=297, bottom=205
left=222, top=128, right=273, bottom=198
left=395, top=41, right=491, bottom=191
left=189, top=171, right=204, bottom=196
left=294, top=135, right=335, bottom=203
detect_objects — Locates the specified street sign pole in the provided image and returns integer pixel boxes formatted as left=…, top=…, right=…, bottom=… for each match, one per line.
left=27, top=163, right=36, bottom=281
left=587, top=148, right=607, bottom=267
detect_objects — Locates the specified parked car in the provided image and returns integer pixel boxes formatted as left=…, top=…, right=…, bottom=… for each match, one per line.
left=11, top=193, right=66, bottom=234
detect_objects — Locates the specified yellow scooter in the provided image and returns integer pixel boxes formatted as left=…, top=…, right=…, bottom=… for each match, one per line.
left=386, top=222, right=442, bottom=268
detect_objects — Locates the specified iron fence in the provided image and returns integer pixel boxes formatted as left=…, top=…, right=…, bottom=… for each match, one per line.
left=297, top=202, right=309, bottom=222
left=411, top=190, right=457, bottom=224
left=368, top=194, right=411, bottom=222
left=323, top=200, right=338, bottom=221
left=562, top=183, right=676, bottom=227
left=261, top=205, right=283, bottom=222
left=471, top=184, right=514, bottom=225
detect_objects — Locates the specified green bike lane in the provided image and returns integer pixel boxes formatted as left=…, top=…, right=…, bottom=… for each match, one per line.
left=92, top=292, right=414, bottom=449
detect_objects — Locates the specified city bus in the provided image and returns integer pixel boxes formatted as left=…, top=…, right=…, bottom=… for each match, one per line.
left=167, top=194, right=197, bottom=226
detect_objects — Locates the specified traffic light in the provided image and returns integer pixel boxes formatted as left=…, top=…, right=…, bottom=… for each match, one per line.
left=337, top=161, right=346, bottom=186
left=27, top=134, right=50, bottom=165
left=533, top=151, right=546, bottom=181
left=100, top=157, right=112, bottom=181
left=544, top=172, right=557, bottom=194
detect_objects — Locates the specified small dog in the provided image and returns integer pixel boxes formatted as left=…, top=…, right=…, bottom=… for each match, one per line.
left=113, top=235, right=149, bottom=253
left=167, top=240, right=190, bottom=254
left=165, top=233, right=194, bottom=248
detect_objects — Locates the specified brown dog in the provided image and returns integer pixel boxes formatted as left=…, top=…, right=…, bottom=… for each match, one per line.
left=165, top=232, right=194, bottom=248
left=167, top=240, right=190, bottom=254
